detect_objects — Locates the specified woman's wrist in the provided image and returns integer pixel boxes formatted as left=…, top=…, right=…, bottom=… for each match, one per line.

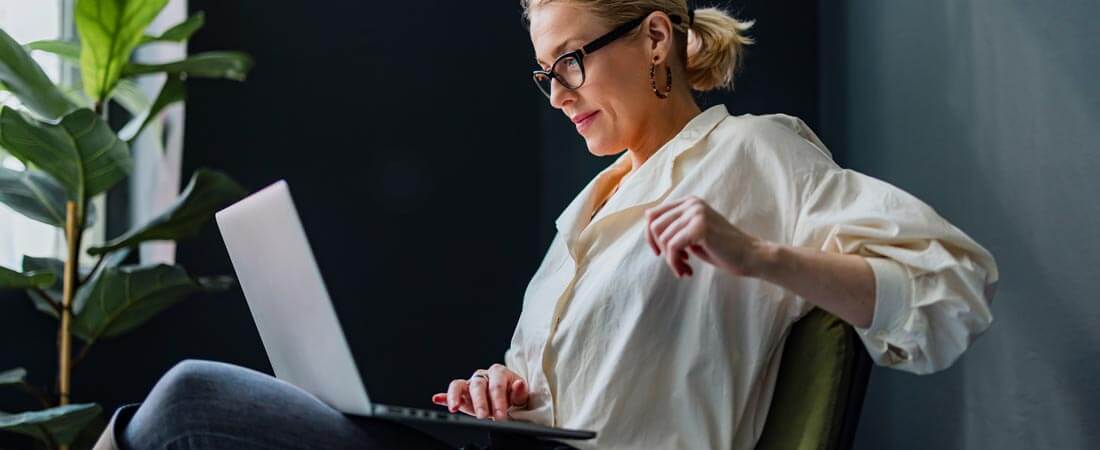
left=743, top=239, right=786, bottom=280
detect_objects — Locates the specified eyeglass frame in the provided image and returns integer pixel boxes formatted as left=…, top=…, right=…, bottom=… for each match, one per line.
left=531, top=12, right=688, bottom=99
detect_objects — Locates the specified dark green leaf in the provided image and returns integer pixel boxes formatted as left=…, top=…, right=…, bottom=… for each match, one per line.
left=72, top=263, right=229, bottom=342
left=0, top=368, right=26, bottom=386
left=0, top=266, right=55, bottom=290
left=140, top=12, right=205, bottom=44
left=119, top=75, right=184, bottom=142
left=88, top=169, right=246, bottom=255
left=0, top=108, right=133, bottom=202
left=0, top=403, right=102, bottom=447
left=0, top=168, right=97, bottom=228
left=0, top=28, right=75, bottom=120
left=22, top=256, right=64, bottom=318
left=23, top=39, right=80, bottom=62
left=76, top=0, right=170, bottom=103
left=21, top=252, right=116, bottom=320
left=123, top=51, right=253, bottom=80
left=70, top=410, right=108, bottom=450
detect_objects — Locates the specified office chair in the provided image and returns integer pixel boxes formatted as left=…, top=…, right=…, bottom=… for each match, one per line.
left=755, top=308, right=873, bottom=450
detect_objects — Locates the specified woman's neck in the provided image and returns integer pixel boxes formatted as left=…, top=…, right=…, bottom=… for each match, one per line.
left=625, top=95, right=703, bottom=171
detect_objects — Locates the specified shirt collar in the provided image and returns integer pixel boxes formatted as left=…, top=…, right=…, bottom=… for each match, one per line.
left=554, top=104, right=731, bottom=249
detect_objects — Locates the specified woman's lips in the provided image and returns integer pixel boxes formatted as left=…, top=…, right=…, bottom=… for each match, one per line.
left=574, top=111, right=599, bottom=133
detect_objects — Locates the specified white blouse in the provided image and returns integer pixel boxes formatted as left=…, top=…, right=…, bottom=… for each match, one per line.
left=504, top=105, right=999, bottom=449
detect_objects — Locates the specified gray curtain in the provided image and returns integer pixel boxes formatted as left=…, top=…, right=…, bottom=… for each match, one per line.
left=819, top=1, right=1100, bottom=448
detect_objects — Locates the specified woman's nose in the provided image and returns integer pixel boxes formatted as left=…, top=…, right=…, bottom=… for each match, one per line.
left=548, top=78, right=574, bottom=110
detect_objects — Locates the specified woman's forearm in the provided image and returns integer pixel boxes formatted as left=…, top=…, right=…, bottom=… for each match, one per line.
left=749, top=242, right=876, bottom=328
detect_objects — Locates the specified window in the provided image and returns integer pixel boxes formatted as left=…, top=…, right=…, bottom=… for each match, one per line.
left=0, top=0, right=105, bottom=269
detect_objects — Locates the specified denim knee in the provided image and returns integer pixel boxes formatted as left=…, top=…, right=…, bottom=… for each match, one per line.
left=149, top=359, right=238, bottom=404
left=122, top=359, right=243, bottom=448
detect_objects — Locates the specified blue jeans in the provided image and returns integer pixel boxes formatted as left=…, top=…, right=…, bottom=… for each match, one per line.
left=120, top=360, right=576, bottom=450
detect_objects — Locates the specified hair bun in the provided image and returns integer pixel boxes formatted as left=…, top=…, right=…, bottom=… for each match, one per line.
left=685, top=7, right=754, bottom=92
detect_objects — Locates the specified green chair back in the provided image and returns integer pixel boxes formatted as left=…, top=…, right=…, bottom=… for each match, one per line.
left=755, top=308, right=871, bottom=450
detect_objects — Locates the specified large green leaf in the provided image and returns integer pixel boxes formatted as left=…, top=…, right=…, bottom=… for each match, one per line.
left=21, top=253, right=116, bottom=320
left=23, top=39, right=81, bottom=63
left=0, top=168, right=97, bottom=228
left=0, top=403, right=102, bottom=447
left=139, top=11, right=205, bottom=44
left=88, top=169, right=246, bottom=255
left=0, top=29, right=75, bottom=120
left=75, top=0, right=170, bottom=103
left=123, top=51, right=253, bottom=80
left=0, top=368, right=26, bottom=386
left=118, top=75, right=183, bottom=142
left=0, top=265, right=55, bottom=290
left=72, top=263, right=230, bottom=342
left=0, top=107, right=133, bottom=203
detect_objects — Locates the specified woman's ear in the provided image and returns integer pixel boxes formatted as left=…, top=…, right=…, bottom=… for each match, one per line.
left=644, top=11, right=674, bottom=64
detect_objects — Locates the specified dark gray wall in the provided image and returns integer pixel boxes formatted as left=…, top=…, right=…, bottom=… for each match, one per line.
left=820, top=1, right=1100, bottom=448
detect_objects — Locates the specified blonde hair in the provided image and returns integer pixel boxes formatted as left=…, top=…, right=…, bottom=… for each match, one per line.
left=521, top=1, right=754, bottom=92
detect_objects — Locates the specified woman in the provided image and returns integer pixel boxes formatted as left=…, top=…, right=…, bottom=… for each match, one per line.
left=97, top=1, right=999, bottom=449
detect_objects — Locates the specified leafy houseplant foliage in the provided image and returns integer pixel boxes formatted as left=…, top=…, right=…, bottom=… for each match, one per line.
left=0, top=1, right=252, bottom=448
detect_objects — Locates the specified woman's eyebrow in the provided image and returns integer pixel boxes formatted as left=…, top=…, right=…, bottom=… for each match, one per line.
left=536, top=39, right=582, bottom=66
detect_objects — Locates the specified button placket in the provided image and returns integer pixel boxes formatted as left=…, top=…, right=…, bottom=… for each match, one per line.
left=539, top=228, right=601, bottom=426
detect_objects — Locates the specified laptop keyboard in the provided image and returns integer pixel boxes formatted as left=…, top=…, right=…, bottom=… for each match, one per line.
left=373, top=404, right=462, bottom=421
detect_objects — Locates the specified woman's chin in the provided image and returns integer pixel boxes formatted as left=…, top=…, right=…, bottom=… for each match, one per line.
left=583, top=138, right=622, bottom=157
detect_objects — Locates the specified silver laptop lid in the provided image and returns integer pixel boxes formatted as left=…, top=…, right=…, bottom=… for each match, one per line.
left=215, top=180, right=372, bottom=415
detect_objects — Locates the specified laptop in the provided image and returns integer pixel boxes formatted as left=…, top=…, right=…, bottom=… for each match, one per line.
left=214, top=180, right=596, bottom=441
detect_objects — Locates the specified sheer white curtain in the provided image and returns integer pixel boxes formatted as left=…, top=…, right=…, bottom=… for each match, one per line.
left=130, top=0, right=187, bottom=265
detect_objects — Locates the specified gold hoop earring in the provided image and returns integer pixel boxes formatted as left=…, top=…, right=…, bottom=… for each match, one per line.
left=650, top=62, right=672, bottom=99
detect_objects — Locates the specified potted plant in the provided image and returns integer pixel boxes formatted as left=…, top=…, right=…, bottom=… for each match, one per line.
left=0, top=0, right=252, bottom=448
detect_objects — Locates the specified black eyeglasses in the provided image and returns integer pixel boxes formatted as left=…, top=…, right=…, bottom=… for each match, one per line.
left=532, top=13, right=687, bottom=99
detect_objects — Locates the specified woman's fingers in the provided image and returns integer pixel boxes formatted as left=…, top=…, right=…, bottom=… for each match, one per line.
left=656, top=211, right=702, bottom=277
left=646, top=200, right=694, bottom=255
left=666, top=218, right=704, bottom=277
left=510, top=379, right=529, bottom=407
left=446, top=379, right=468, bottom=414
left=662, top=225, right=695, bottom=277
left=439, top=367, right=530, bottom=420
left=467, top=373, right=491, bottom=419
left=486, top=365, right=511, bottom=421
left=656, top=211, right=696, bottom=251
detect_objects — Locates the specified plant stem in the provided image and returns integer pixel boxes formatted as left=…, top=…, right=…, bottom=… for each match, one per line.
left=32, top=287, right=61, bottom=315
left=58, top=202, right=81, bottom=407
left=78, top=254, right=104, bottom=287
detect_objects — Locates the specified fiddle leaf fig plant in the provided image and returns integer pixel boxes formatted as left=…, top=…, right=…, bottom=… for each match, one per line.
left=0, top=1, right=252, bottom=448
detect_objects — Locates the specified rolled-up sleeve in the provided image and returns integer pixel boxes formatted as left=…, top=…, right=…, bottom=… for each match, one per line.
left=791, top=165, right=999, bottom=375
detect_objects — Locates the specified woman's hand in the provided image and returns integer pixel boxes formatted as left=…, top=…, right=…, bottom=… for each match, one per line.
left=645, top=196, right=769, bottom=278
left=431, top=364, right=529, bottom=421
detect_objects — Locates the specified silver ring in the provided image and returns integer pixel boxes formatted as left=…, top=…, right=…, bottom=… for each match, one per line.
left=470, top=372, right=489, bottom=382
